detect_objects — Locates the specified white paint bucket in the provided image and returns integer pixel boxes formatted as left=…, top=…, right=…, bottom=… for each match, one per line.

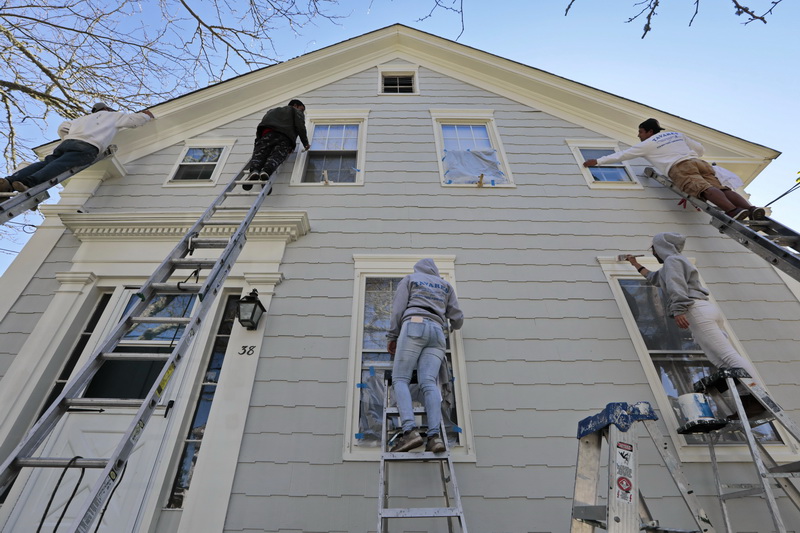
left=678, top=393, right=715, bottom=423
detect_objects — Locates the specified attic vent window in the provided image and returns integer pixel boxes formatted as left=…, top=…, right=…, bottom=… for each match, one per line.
left=382, top=75, right=414, bottom=94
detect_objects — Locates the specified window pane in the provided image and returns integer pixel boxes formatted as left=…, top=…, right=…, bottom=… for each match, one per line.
left=442, top=124, right=491, bottom=151
left=166, top=441, right=201, bottom=508
left=123, top=294, right=196, bottom=341
left=172, top=164, right=216, bottom=181
left=362, top=278, right=398, bottom=350
left=183, top=147, right=222, bottom=163
left=302, top=153, right=357, bottom=183
left=589, top=167, right=631, bottom=182
left=579, top=148, right=615, bottom=161
left=383, top=76, right=413, bottom=93
left=619, top=280, right=698, bottom=351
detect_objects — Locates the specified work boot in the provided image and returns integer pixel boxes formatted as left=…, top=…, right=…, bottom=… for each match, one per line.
left=0, top=178, right=11, bottom=193
left=426, top=435, right=446, bottom=453
left=390, top=428, right=423, bottom=452
left=12, top=181, right=29, bottom=192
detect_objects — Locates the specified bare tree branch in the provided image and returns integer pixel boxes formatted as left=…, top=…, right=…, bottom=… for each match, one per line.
left=416, top=0, right=464, bottom=40
left=565, top=0, right=784, bottom=38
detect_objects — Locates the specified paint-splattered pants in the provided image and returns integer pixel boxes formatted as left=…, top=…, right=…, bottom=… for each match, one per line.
left=249, top=130, right=295, bottom=176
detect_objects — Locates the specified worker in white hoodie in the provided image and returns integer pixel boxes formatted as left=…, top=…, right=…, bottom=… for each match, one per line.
left=583, top=118, right=764, bottom=221
left=1, top=103, right=154, bottom=193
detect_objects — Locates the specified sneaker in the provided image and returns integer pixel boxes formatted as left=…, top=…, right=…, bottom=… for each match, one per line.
left=0, top=179, right=11, bottom=192
left=390, top=428, right=424, bottom=452
left=726, top=207, right=749, bottom=221
left=242, top=170, right=259, bottom=191
left=11, top=181, right=29, bottom=192
left=258, top=170, right=270, bottom=181
left=426, top=435, right=446, bottom=453
left=748, top=206, right=766, bottom=220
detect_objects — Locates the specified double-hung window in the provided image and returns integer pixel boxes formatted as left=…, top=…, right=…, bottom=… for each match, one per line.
left=431, top=109, right=513, bottom=187
left=290, top=110, right=368, bottom=186
left=567, top=139, right=641, bottom=189
left=344, top=255, right=475, bottom=461
left=166, top=139, right=235, bottom=186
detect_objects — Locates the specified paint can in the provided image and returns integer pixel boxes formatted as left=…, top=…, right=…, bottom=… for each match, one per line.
left=677, top=393, right=715, bottom=423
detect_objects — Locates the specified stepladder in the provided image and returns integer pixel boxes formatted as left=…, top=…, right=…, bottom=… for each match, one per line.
left=681, top=368, right=800, bottom=533
left=571, top=401, right=716, bottom=533
left=1, top=146, right=117, bottom=224
left=0, top=163, right=275, bottom=533
left=377, top=371, right=468, bottom=533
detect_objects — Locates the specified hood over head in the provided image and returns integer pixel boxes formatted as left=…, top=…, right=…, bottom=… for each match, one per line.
left=413, top=258, right=440, bottom=277
left=652, top=232, right=686, bottom=261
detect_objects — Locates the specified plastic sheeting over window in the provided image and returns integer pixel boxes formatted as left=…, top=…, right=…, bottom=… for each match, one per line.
left=442, top=149, right=507, bottom=185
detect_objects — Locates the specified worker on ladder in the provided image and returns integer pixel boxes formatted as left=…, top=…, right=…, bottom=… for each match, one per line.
left=243, top=99, right=310, bottom=191
left=386, top=258, right=464, bottom=453
left=0, top=103, right=154, bottom=193
left=625, top=233, right=763, bottom=415
left=583, top=118, right=765, bottom=221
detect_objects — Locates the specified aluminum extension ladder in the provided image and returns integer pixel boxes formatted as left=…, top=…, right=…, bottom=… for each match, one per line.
left=643, top=167, right=800, bottom=283
left=571, top=402, right=716, bottom=533
left=0, top=163, right=272, bottom=533
left=0, top=146, right=117, bottom=224
left=377, top=372, right=468, bottom=533
left=682, top=369, right=800, bottom=533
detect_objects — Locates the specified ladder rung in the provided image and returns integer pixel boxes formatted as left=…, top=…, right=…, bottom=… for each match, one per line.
left=384, top=407, right=426, bottom=415
left=170, top=258, right=219, bottom=269
left=130, top=316, right=192, bottom=324
left=188, top=237, right=230, bottom=248
left=572, top=504, right=606, bottom=522
left=15, top=457, right=108, bottom=469
left=720, top=486, right=764, bottom=500
left=213, top=206, right=250, bottom=212
left=65, top=399, right=144, bottom=409
left=382, top=451, right=449, bottom=461
left=380, top=507, right=462, bottom=518
left=224, top=191, right=259, bottom=197
left=101, top=352, right=171, bottom=362
left=150, top=283, right=204, bottom=293
left=203, top=219, right=246, bottom=226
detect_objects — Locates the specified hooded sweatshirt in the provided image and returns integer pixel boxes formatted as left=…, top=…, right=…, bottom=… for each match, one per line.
left=645, top=233, right=709, bottom=316
left=256, top=105, right=310, bottom=147
left=596, top=131, right=705, bottom=177
left=387, top=258, right=464, bottom=341
left=57, top=111, right=152, bottom=152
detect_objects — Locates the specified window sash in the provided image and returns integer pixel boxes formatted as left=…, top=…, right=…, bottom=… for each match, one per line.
left=579, top=147, right=632, bottom=182
left=382, top=75, right=414, bottom=93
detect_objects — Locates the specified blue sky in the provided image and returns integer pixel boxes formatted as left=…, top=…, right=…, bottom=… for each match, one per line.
left=1, top=0, right=798, bottom=272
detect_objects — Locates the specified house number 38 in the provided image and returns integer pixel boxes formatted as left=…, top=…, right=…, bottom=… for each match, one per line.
left=238, top=345, right=256, bottom=355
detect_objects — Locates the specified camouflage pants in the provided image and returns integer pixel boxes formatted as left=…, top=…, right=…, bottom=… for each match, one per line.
left=249, top=130, right=295, bottom=176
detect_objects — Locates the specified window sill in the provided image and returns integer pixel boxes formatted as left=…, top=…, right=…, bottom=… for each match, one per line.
left=162, top=181, right=218, bottom=188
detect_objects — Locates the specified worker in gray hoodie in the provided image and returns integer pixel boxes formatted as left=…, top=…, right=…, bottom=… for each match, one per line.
left=386, top=258, right=464, bottom=453
left=626, top=233, right=758, bottom=380
left=1, top=103, right=153, bottom=193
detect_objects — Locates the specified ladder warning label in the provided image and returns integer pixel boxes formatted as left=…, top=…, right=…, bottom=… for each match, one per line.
left=615, top=441, right=634, bottom=503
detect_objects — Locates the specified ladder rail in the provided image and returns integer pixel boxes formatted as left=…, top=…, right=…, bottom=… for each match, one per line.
left=643, top=167, right=800, bottom=282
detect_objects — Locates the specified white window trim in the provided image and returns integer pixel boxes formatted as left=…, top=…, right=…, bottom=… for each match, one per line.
left=377, top=63, right=420, bottom=95
left=598, top=256, right=799, bottom=462
left=163, top=138, right=236, bottom=187
left=343, top=254, right=476, bottom=462
left=566, top=138, right=642, bottom=190
left=430, top=109, right=515, bottom=188
left=289, top=109, right=369, bottom=186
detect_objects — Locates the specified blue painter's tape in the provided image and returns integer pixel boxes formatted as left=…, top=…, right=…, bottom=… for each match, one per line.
left=356, top=383, right=367, bottom=389
left=453, top=426, right=463, bottom=433
left=369, top=366, right=375, bottom=376
left=355, top=433, right=365, bottom=439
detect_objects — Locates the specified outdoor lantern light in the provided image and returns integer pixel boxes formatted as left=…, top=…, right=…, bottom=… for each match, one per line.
left=236, top=289, right=265, bottom=330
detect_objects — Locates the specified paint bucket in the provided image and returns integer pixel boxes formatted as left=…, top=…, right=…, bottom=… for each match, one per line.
left=678, top=393, right=715, bottom=423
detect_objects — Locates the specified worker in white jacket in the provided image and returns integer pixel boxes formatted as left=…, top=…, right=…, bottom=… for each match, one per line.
left=1, top=103, right=154, bottom=193
left=583, top=118, right=764, bottom=221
